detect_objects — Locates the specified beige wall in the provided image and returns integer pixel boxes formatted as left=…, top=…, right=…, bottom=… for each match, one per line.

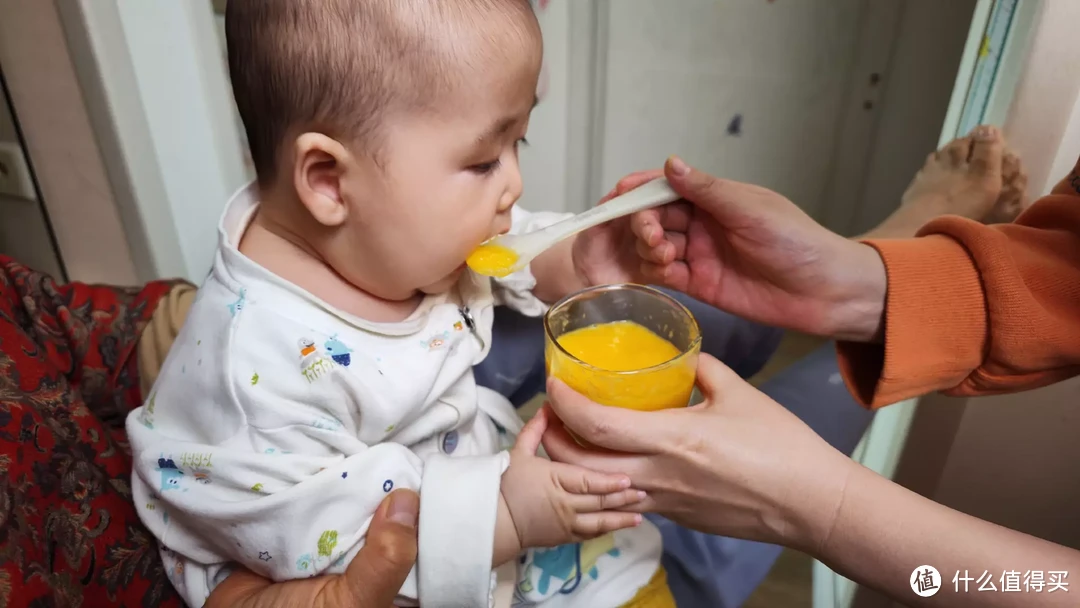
left=853, top=3, right=1080, bottom=605
left=0, top=0, right=137, bottom=284
left=931, top=382, right=1080, bottom=548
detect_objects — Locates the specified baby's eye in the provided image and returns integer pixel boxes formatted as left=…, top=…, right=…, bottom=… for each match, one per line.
left=469, top=159, right=502, bottom=175
left=469, top=139, right=528, bottom=175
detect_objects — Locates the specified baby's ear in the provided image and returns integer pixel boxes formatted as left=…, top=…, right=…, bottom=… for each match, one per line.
left=293, top=133, right=350, bottom=227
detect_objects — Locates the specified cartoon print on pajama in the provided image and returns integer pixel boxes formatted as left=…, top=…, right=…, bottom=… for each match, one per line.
left=421, top=331, right=451, bottom=351
left=324, top=334, right=353, bottom=367
left=299, top=337, right=335, bottom=382
left=295, top=530, right=343, bottom=575
left=228, top=288, right=247, bottom=318
left=515, top=534, right=621, bottom=602
left=157, top=457, right=185, bottom=492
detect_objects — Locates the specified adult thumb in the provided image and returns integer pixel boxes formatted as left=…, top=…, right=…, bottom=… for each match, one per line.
left=664, top=156, right=738, bottom=220
left=694, top=354, right=744, bottom=403
left=341, top=489, right=419, bottom=606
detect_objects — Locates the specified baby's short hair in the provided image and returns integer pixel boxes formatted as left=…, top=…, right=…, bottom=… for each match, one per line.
left=226, top=0, right=538, bottom=186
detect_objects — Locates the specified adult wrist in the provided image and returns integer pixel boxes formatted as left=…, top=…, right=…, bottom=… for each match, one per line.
left=779, top=448, right=861, bottom=557
left=825, top=242, right=887, bottom=343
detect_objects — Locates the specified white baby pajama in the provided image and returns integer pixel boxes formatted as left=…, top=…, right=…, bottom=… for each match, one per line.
left=128, top=183, right=663, bottom=608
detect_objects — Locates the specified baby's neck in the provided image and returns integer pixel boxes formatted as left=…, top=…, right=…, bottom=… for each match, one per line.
left=238, top=206, right=423, bottom=323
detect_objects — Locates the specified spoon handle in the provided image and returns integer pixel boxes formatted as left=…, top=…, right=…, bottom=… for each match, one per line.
left=536, top=178, right=680, bottom=243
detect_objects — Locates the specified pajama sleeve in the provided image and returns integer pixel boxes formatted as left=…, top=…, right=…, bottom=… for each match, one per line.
left=838, top=175, right=1080, bottom=408
left=491, top=205, right=573, bottom=316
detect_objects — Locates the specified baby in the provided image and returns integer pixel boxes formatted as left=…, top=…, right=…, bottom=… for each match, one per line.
left=127, top=0, right=673, bottom=606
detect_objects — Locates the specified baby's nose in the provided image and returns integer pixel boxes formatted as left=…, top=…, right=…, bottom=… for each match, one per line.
left=501, top=168, right=524, bottom=211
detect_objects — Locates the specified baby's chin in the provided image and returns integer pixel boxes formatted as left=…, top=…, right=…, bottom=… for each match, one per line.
left=418, top=265, right=466, bottom=296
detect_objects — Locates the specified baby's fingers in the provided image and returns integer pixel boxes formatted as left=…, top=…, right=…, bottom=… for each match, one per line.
left=568, top=489, right=647, bottom=513
left=572, top=512, right=643, bottom=540
left=553, top=462, right=632, bottom=496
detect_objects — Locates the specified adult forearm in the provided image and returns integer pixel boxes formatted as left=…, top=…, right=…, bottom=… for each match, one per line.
left=812, top=464, right=1078, bottom=606
left=821, top=242, right=887, bottom=343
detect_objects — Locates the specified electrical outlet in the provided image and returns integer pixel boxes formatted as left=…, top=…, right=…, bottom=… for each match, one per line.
left=0, top=141, right=37, bottom=202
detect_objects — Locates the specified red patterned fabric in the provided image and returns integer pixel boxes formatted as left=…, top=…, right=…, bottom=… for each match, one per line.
left=0, top=257, right=181, bottom=607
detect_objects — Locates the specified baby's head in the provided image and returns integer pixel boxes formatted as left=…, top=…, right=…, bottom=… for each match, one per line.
left=226, top=0, right=542, bottom=300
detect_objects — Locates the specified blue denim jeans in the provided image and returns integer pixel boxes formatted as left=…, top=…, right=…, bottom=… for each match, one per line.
left=475, top=290, right=874, bottom=607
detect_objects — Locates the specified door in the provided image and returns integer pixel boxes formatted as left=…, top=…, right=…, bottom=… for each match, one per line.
left=582, top=0, right=985, bottom=236
left=587, top=0, right=889, bottom=229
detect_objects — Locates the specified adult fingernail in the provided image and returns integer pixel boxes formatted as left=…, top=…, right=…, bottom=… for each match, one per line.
left=637, top=490, right=648, bottom=500
left=387, top=490, right=419, bottom=528
left=667, top=155, right=690, bottom=177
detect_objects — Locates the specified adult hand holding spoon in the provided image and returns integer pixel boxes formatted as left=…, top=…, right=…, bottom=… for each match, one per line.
left=467, top=177, right=679, bottom=278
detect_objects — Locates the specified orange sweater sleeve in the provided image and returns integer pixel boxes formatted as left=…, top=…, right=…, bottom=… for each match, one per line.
left=837, top=160, right=1080, bottom=408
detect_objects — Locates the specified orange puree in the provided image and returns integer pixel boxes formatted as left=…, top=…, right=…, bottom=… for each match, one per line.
left=557, top=320, right=681, bottom=370
left=466, top=243, right=519, bottom=277
left=548, top=320, right=697, bottom=412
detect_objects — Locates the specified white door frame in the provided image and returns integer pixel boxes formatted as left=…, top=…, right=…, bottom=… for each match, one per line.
left=57, top=0, right=249, bottom=283
left=0, top=0, right=141, bottom=284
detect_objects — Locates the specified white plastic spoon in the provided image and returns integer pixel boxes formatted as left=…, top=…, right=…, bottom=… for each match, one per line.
left=467, top=177, right=680, bottom=277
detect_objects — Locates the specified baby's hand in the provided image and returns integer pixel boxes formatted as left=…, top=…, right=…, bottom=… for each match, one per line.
left=497, top=407, right=644, bottom=557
